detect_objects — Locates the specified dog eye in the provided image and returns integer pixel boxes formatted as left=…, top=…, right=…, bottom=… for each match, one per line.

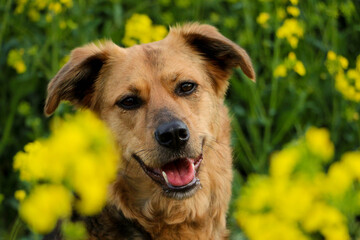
left=116, top=96, right=142, bottom=110
left=176, top=82, right=197, bottom=96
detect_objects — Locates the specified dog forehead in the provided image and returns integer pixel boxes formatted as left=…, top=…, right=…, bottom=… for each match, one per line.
left=102, top=41, right=207, bottom=104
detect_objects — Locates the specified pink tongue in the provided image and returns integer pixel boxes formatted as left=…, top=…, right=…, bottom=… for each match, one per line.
left=162, top=158, right=195, bottom=186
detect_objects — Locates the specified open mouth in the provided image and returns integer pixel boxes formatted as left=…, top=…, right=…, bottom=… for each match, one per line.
left=133, top=154, right=203, bottom=195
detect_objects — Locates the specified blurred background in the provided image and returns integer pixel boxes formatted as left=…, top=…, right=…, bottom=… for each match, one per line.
left=1, top=0, right=360, bottom=239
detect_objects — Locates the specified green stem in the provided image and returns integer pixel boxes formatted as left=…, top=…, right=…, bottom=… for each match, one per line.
left=0, top=92, right=21, bottom=156
left=10, top=217, right=23, bottom=240
left=0, top=0, right=13, bottom=55
left=232, top=117, right=256, bottom=171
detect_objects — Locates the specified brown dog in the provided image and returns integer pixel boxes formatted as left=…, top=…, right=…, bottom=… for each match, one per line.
left=44, top=23, right=255, bottom=240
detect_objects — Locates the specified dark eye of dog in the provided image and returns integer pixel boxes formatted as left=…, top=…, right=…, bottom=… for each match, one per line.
left=176, top=82, right=197, bottom=96
left=116, top=96, right=142, bottom=110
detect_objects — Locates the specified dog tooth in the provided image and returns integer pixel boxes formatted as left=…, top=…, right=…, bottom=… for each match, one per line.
left=191, top=162, right=195, bottom=171
left=162, top=171, right=169, bottom=184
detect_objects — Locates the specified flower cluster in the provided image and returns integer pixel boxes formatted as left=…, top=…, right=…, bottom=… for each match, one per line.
left=13, top=110, right=119, bottom=233
left=122, top=14, right=168, bottom=47
left=326, top=51, right=360, bottom=102
left=7, top=48, right=26, bottom=74
left=15, top=0, right=73, bottom=22
left=274, top=52, right=306, bottom=78
left=256, top=12, right=270, bottom=28
left=236, top=127, right=360, bottom=240
left=276, top=0, right=304, bottom=49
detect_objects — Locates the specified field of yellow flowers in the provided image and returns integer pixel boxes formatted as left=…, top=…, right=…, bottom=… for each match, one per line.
left=1, top=0, right=360, bottom=239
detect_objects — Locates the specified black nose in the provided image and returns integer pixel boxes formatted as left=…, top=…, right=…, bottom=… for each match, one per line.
left=155, top=120, right=190, bottom=149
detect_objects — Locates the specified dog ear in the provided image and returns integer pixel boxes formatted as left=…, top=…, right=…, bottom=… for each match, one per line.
left=44, top=42, right=116, bottom=116
left=172, top=23, right=255, bottom=96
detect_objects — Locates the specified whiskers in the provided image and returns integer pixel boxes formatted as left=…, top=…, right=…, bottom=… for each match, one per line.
left=200, top=132, right=228, bottom=162
left=121, top=148, right=157, bottom=176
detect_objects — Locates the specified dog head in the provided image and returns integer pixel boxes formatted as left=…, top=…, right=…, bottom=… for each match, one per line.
left=45, top=23, right=255, bottom=200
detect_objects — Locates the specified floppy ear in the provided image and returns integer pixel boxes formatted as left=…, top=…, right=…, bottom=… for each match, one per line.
left=171, top=23, right=255, bottom=96
left=44, top=41, right=117, bottom=116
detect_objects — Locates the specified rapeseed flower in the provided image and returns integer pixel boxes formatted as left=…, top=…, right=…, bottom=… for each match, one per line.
left=294, top=61, right=306, bottom=76
left=273, top=64, right=287, bottom=78
left=236, top=127, right=355, bottom=240
left=276, top=8, right=286, bottom=20
left=20, top=184, right=72, bottom=233
left=256, top=12, right=270, bottom=28
left=14, top=110, right=119, bottom=233
left=14, top=190, right=26, bottom=201
left=342, top=151, right=360, bottom=180
left=276, top=18, right=304, bottom=48
left=14, top=0, right=73, bottom=22
left=274, top=52, right=306, bottom=77
left=305, top=127, right=334, bottom=161
left=270, top=148, right=299, bottom=179
left=287, top=6, right=300, bottom=17
left=327, top=52, right=360, bottom=102
left=7, top=48, right=26, bottom=74
left=122, top=14, right=167, bottom=47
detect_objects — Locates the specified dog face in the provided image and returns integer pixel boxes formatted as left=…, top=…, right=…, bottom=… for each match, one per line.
left=45, top=24, right=255, bottom=200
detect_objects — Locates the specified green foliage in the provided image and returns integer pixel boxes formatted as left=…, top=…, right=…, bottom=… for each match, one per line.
left=1, top=0, right=359, bottom=239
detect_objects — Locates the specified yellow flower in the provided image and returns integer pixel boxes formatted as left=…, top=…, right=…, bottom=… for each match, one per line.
left=15, top=190, right=26, bottom=201
left=305, top=127, right=334, bottom=161
left=153, top=25, right=168, bottom=42
left=322, top=225, right=350, bottom=240
left=59, top=55, right=70, bottom=67
left=326, top=162, right=353, bottom=195
left=48, top=2, right=62, bottom=14
left=45, top=13, right=53, bottom=22
left=14, top=110, right=119, bottom=231
left=287, top=6, right=300, bottom=17
left=210, top=12, right=220, bottom=23
left=27, top=8, right=40, bottom=21
left=34, top=0, right=48, bottom=10
left=60, top=0, right=73, bottom=8
left=334, top=69, right=360, bottom=102
left=276, top=19, right=304, bottom=48
left=236, top=127, right=355, bottom=240
left=122, top=14, right=167, bottom=47
left=341, top=151, right=360, bottom=180
left=175, top=0, right=191, bottom=8
left=288, top=36, right=299, bottom=48
left=294, top=61, right=306, bottom=76
left=288, top=52, right=296, bottom=61
left=274, top=180, right=313, bottom=222
left=276, top=8, right=286, bottom=20
left=274, top=64, right=287, bottom=78
left=302, top=202, right=347, bottom=232
left=270, top=148, right=299, bottom=179
left=15, top=0, right=27, bottom=14
left=237, top=176, right=272, bottom=212
left=290, top=0, right=298, bottom=5
left=339, top=56, right=349, bottom=69
left=7, top=48, right=26, bottom=74
left=327, top=51, right=337, bottom=60
left=13, top=141, right=48, bottom=181
left=59, top=20, right=67, bottom=29
left=256, top=12, right=270, bottom=28
left=356, top=55, right=360, bottom=72
left=19, top=185, right=72, bottom=233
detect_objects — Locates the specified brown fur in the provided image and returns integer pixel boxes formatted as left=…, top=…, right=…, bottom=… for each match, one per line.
left=45, top=23, right=255, bottom=240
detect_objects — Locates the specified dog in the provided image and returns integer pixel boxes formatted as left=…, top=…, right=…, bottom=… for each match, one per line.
left=44, top=23, right=255, bottom=240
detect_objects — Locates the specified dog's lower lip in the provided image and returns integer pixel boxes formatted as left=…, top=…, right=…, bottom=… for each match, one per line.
left=133, top=154, right=203, bottom=191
